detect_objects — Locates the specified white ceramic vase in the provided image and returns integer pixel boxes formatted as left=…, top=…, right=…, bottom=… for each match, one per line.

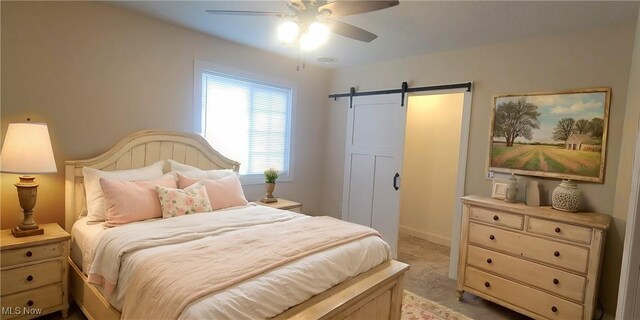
left=552, top=180, right=582, bottom=212
left=525, top=181, right=540, bottom=207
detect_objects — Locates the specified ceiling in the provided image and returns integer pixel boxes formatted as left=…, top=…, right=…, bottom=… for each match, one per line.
left=114, top=1, right=639, bottom=69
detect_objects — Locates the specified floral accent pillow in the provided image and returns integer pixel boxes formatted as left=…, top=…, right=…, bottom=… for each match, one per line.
left=155, top=182, right=213, bottom=218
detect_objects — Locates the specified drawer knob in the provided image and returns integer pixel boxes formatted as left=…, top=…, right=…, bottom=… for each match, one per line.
left=555, top=227, right=561, bottom=233
left=486, top=258, right=493, bottom=264
left=26, top=251, right=32, bottom=257
left=554, top=251, right=560, bottom=257
left=551, top=306, right=558, bottom=313
left=484, top=282, right=490, bottom=288
left=553, top=278, right=559, bottom=285
left=27, top=300, right=34, bottom=307
left=26, top=275, right=33, bottom=282
left=489, top=235, right=495, bottom=240
left=493, top=215, right=499, bottom=221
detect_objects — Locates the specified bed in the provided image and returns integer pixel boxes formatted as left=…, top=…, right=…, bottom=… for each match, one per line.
left=64, top=130, right=409, bottom=320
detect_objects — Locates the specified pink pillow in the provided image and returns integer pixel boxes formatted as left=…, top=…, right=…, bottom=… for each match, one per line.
left=100, top=177, right=177, bottom=227
left=177, top=174, right=248, bottom=210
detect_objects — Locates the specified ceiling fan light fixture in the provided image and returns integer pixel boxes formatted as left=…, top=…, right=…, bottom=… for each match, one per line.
left=308, top=22, right=329, bottom=43
left=300, top=22, right=329, bottom=51
left=278, top=21, right=299, bottom=44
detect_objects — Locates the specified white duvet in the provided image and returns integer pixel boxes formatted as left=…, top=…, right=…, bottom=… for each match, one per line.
left=83, top=205, right=390, bottom=319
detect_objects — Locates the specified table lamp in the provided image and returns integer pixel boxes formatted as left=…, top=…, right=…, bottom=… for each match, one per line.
left=0, top=120, right=57, bottom=237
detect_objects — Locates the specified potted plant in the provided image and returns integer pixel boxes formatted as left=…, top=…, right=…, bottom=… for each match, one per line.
left=261, top=168, right=279, bottom=203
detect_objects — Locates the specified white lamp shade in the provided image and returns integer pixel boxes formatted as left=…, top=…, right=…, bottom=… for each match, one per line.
left=0, top=122, right=57, bottom=174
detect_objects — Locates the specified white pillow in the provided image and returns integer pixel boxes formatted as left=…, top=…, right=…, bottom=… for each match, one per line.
left=168, top=159, right=236, bottom=180
left=83, top=160, right=164, bottom=222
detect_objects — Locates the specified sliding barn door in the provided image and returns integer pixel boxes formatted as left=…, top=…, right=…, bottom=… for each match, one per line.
left=342, top=94, right=407, bottom=258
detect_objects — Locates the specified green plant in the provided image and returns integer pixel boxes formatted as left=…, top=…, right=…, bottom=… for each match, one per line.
left=264, top=168, right=279, bottom=184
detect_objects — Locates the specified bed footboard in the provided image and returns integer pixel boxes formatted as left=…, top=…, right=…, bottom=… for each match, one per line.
left=69, top=258, right=408, bottom=320
left=274, top=260, right=409, bottom=320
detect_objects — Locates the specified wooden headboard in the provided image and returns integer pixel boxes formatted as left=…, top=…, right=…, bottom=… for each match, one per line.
left=64, top=130, right=240, bottom=231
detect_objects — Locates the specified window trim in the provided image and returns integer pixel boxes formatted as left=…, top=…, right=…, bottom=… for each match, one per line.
left=193, top=60, right=295, bottom=185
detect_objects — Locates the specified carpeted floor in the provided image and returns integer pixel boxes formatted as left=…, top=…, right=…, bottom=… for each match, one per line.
left=397, top=233, right=532, bottom=320
left=403, top=290, right=472, bottom=320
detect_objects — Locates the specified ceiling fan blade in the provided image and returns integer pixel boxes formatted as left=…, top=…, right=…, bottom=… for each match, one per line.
left=205, top=10, right=291, bottom=18
left=318, top=0, right=399, bottom=17
left=325, top=20, right=377, bottom=42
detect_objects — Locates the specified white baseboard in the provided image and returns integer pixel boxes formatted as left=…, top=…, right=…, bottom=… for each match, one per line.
left=399, top=224, right=451, bottom=247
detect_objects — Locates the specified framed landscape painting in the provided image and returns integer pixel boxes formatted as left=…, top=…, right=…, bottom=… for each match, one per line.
left=487, top=87, right=611, bottom=183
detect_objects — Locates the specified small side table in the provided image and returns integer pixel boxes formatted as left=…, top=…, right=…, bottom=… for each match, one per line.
left=255, top=198, right=302, bottom=212
left=0, top=223, right=70, bottom=319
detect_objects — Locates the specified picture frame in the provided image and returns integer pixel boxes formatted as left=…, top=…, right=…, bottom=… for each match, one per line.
left=487, top=87, right=611, bottom=183
left=491, top=179, right=509, bottom=200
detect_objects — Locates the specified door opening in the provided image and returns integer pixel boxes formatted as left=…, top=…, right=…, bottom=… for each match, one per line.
left=399, top=93, right=465, bottom=248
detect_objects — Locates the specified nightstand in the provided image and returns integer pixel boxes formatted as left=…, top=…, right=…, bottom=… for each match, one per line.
left=255, top=198, right=302, bottom=212
left=1, top=223, right=70, bottom=319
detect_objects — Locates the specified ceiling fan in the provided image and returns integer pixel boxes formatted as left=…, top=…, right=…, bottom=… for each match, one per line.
left=205, top=0, right=399, bottom=50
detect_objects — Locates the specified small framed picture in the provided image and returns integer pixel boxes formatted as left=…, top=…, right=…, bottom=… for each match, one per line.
left=491, top=179, right=509, bottom=200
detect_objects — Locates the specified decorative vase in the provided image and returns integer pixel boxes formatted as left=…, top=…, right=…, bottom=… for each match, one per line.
left=261, top=182, right=278, bottom=203
left=525, top=181, right=540, bottom=207
left=552, top=180, right=582, bottom=212
left=505, top=174, right=518, bottom=203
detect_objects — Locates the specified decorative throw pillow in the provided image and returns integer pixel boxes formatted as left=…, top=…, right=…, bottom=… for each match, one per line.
left=83, top=160, right=165, bottom=222
left=100, top=177, right=177, bottom=227
left=156, top=182, right=213, bottom=218
left=177, top=174, right=248, bottom=210
left=168, top=159, right=236, bottom=180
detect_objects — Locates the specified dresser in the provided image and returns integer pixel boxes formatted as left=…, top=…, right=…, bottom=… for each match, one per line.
left=457, top=196, right=610, bottom=320
left=0, top=223, right=70, bottom=320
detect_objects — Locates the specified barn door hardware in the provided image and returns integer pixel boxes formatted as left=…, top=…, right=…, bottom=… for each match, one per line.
left=400, top=82, right=408, bottom=107
left=329, top=81, right=472, bottom=106
left=393, top=173, right=400, bottom=191
left=349, top=87, right=355, bottom=108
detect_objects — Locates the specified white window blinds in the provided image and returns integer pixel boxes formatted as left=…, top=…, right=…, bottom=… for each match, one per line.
left=200, top=71, right=292, bottom=177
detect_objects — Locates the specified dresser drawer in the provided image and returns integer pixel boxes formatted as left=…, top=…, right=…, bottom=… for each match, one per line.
left=1, top=283, right=63, bottom=320
left=1, top=243, right=62, bottom=267
left=467, top=245, right=586, bottom=302
left=1, top=261, right=62, bottom=295
left=465, top=267, right=583, bottom=320
left=470, top=207, right=523, bottom=230
left=527, top=218, right=592, bottom=244
left=469, top=222, right=589, bottom=273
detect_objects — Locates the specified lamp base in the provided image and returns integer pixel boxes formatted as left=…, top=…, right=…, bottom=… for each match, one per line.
left=260, top=197, right=278, bottom=203
left=12, top=226, right=44, bottom=238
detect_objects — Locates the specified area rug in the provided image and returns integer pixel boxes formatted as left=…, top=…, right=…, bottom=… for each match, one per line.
left=402, top=290, right=472, bottom=320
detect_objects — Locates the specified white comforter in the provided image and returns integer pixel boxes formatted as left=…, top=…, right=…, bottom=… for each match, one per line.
left=85, top=205, right=390, bottom=319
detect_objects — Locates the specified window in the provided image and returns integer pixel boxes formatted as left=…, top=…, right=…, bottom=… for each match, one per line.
left=194, top=62, right=294, bottom=184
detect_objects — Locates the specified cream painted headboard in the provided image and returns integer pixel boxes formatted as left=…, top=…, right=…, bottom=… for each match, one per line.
left=64, top=130, right=240, bottom=232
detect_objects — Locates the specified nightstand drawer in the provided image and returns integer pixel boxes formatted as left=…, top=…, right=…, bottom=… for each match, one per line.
left=465, top=267, right=583, bottom=320
left=1, top=243, right=62, bottom=267
left=1, top=261, right=62, bottom=295
left=469, top=222, right=589, bottom=273
left=527, top=218, right=592, bottom=244
left=1, top=283, right=63, bottom=320
left=470, top=207, right=523, bottom=230
left=467, top=245, right=586, bottom=302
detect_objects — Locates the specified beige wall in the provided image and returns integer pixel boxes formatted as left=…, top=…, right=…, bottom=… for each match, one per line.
left=0, top=2, right=331, bottom=229
left=399, top=93, right=464, bottom=245
left=321, top=21, right=637, bottom=317
left=615, top=7, right=640, bottom=318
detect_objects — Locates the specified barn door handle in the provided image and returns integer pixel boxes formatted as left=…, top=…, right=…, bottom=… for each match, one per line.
left=393, top=173, right=400, bottom=191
